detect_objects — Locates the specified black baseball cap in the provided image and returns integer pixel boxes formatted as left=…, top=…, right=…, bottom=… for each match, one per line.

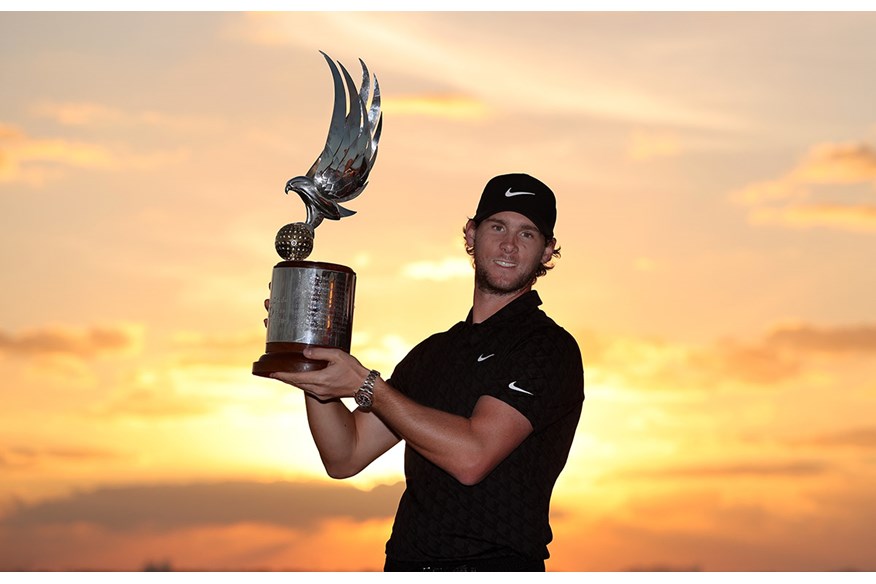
left=472, top=173, right=557, bottom=240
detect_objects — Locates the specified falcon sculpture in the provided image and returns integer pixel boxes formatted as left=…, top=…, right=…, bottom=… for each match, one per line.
left=284, top=51, right=383, bottom=232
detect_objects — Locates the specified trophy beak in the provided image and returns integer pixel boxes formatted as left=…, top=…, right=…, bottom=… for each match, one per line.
left=285, top=176, right=307, bottom=196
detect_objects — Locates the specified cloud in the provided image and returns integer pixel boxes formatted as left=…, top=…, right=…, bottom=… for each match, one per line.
left=30, top=101, right=136, bottom=126
left=90, top=386, right=216, bottom=419
left=749, top=202, right=876, bottom=232
left=228, top=13, right=741, bottom=131
left=0, top=324, right=141, bottom=360
left=791, top=142, right=876, bottom=184
left=0, top=123, right=24, bottom=142
left=765, top=323, right=876, bottom=353
left=614, top=460, right=829, bottom=481
left=0, top=121, right=189, bottom=186
left=0, top=480, right=404, bottom=531
left=352, top=333, right=412, bottom=378
left=30, top=100, right=225, bottom=133
left=401, top=257, right=472, bottom=281
left=732, top=178, right=804, bottom=206
left=626, top=563, right=703, bottom=572
left=0, top=446, right=122, bottom=471
left=170, top=330, right=264, bottom=368
left=732, top=140, right=876, bottom=233
left=579, top=330, right=798, bottom=390
left=87, top=327, right=414, bottom=420
left=0, top=514, right=394, bottom=571
left=579, top=321, right=876, bottom=392
left=0, top=325, right=155, bottom=388
left=553, top=484, right=876, bottom=571
left=627, top=130, right=682, bottom=161
left=87, top=359, right=252, bottom=420
left=385, top=95, right=489, bottom=120
left=692, top=339, right=803, bottom=385
left=0, top=123, right=113, bottom=185
left=794, top=426, right=876, bottom=449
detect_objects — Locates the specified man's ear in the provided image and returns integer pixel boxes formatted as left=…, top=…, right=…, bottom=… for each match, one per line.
left=464, top=219, right=477, bottom=247
left=541, top=238, right=557, bottom=263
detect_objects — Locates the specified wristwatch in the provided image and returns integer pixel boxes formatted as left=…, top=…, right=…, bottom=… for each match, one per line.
left=354, top=369, right=381, bottom=410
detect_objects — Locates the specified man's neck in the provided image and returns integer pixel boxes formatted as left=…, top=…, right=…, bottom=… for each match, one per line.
left=470, top=286, right=531, bottom=324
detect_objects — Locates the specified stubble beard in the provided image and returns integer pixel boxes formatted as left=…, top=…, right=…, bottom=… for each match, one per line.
left=474, top=258, right=541, bottom=297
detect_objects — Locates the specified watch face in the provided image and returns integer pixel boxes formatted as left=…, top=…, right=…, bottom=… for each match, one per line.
left=355, top=390, right=372, bottom=408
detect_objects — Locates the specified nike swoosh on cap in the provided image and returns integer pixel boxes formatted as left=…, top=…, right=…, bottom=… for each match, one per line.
left=477, top=353, right=495, bottom=362
left=504, top=188, right=536, bottom=197
left=508, top=381, right=534, bottom=395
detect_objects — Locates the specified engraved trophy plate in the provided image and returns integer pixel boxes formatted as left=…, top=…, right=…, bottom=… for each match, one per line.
left=267, top=262, right=356, bottom=349
left=253, top=52, right=381, bottom=377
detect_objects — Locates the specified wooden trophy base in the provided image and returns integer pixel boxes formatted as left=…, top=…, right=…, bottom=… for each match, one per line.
left=252, top=342, right=328, bottom=377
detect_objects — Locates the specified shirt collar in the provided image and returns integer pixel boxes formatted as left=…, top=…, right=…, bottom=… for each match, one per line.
left=464, top=290, right=543, bottom=328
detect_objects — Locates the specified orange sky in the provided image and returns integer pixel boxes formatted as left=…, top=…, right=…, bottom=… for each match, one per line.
left=2, top=10, right=876, bottom=572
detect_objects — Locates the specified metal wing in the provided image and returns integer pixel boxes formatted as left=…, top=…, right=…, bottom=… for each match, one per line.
left=307, top=51, right=382, bottom=203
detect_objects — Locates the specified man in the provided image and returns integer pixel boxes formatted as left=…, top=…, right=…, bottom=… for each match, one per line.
left=270, top=173, right=584, bottom=571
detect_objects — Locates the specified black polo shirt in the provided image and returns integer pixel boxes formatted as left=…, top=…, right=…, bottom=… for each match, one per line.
left=384, top=290, right=584, bottom=563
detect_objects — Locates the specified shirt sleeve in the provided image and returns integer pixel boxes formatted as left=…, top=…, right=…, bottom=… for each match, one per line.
left=485, top=327, right=584, bottom=432
left=385, top=335, right=431, bottom=397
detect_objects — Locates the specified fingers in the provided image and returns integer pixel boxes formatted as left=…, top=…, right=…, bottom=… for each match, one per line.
left=270, top=370, right=316, bottom=389
left=269, top=348, right=366, bottom=402
left=270, top=370, right=309, bottom=385
left=270, top=370, right=331, bottom=400
left=302, top=346, right=344, bottom=363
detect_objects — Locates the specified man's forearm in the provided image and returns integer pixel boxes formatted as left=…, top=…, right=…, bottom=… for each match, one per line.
left=303, top=393, right=358, bottom=478
left=302, top=390, right=400, bottom=480
left=370, top=379, right=531, bottom=486
left=372, top=380, right=473, bottom=475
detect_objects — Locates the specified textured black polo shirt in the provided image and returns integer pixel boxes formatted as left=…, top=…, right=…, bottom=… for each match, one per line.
left=384, top=290, right=584, bottom=563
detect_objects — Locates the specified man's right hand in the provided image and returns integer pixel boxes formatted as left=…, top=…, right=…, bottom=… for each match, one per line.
left=264, top=281, right=271, bottom=328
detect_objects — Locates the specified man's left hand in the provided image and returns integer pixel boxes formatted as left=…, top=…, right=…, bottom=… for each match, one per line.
left=271, top=347, right=371, bottom=402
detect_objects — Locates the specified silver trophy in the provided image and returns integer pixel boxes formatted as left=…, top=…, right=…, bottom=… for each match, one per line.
left=253, top=51, right=382, bottom=376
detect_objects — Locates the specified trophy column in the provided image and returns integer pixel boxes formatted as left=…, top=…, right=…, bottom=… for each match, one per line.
left=253, top=260, right=356, bottom=376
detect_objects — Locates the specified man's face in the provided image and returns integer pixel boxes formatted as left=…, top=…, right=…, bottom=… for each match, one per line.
left=465, top=211, right=556, bottom=296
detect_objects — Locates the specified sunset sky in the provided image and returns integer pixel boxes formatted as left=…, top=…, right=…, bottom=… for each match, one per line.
left=2, top=10, right=876, bottom=572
